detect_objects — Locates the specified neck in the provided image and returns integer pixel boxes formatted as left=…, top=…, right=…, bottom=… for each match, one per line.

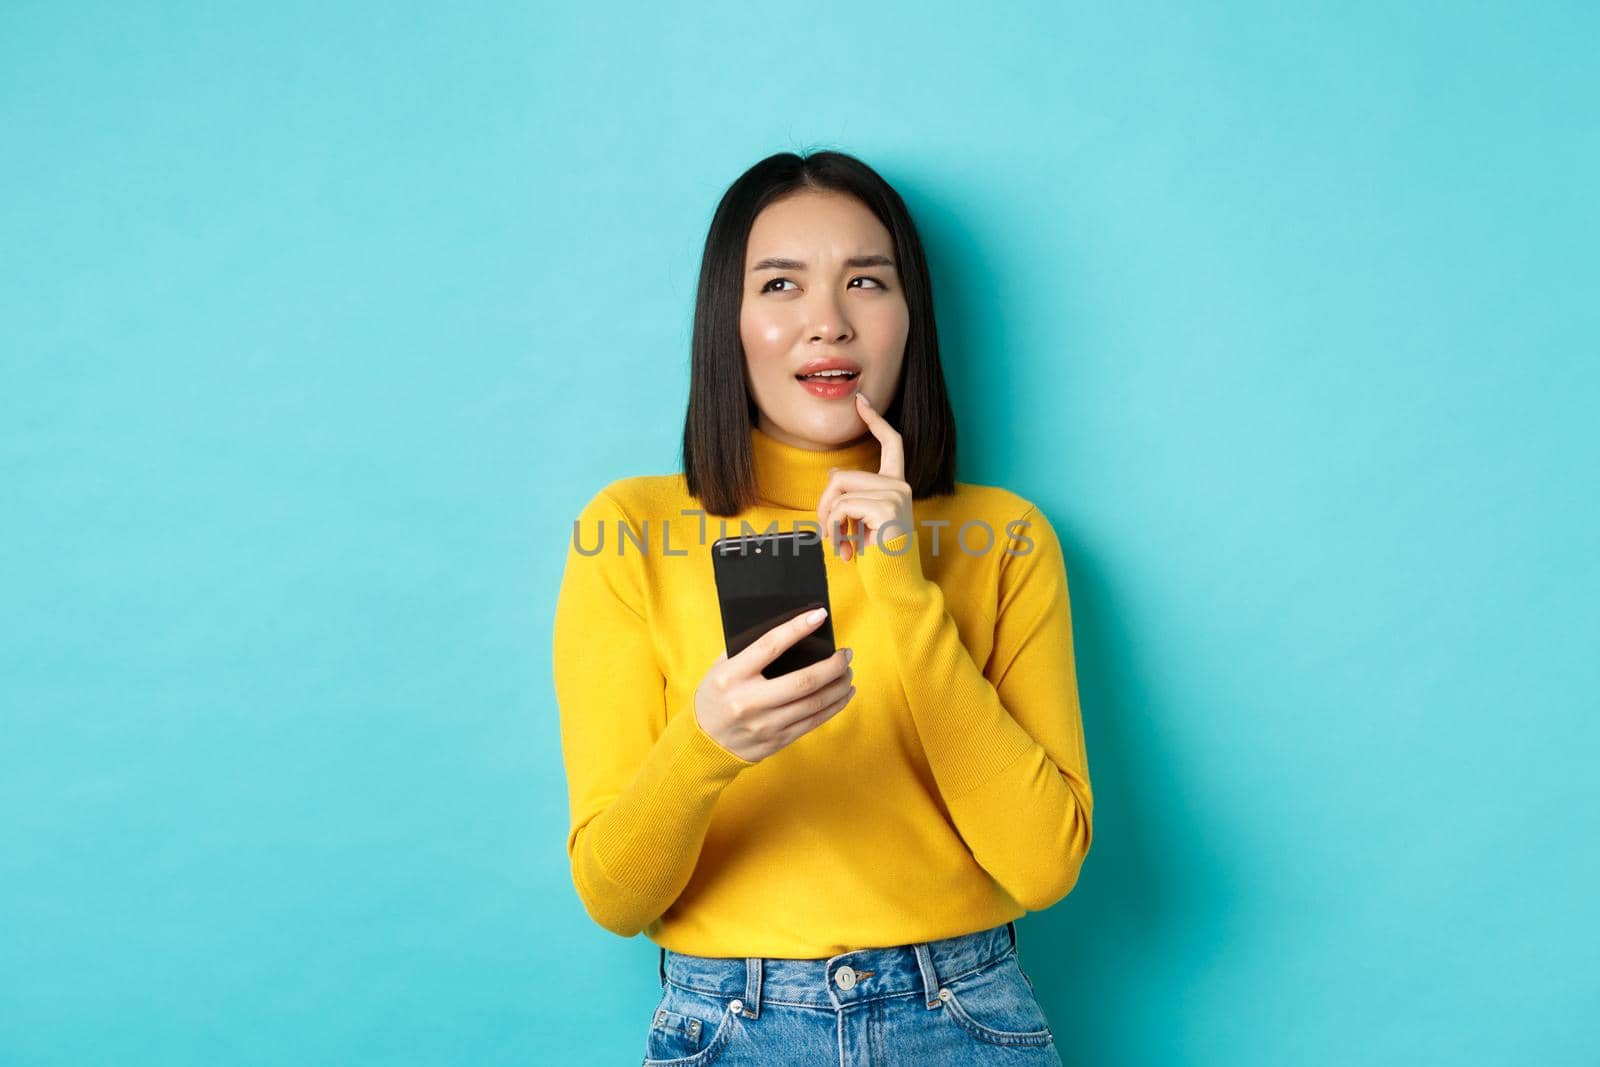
left=749, top=424, right=880, bottom=511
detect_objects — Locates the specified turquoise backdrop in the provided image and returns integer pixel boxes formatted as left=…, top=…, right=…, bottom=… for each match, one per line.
left=3, top=2, right=1595, bottom=1065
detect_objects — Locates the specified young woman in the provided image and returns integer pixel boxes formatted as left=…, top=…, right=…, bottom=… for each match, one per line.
left=553, top=150, right=1093, bottom=1066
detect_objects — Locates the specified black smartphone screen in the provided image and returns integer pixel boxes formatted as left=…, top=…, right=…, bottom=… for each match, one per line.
left=711, top=529, right=835, bottom=680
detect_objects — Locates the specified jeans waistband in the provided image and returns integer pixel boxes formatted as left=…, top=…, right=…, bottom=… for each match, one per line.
left=656, top=921, right=1018, bottom=1019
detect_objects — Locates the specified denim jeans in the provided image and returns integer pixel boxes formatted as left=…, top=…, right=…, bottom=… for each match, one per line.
left=642, top=921, right=1063, bottom=1066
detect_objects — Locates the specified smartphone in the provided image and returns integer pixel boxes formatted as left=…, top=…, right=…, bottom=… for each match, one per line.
left=711, top=529, right=835, bottom=680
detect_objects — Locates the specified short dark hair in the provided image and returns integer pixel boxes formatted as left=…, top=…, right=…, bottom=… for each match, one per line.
left=681, top=150, right=958, bottom=516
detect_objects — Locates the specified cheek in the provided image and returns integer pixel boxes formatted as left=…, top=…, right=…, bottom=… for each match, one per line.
left=740, top=318, right=787, bottom=393
left=862, top=301, right=911, bottom=342
left=741, top=308, right=789, bottom=351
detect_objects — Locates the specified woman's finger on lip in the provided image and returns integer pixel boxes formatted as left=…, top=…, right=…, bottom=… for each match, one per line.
left=854, top=391, right=905, bottom=480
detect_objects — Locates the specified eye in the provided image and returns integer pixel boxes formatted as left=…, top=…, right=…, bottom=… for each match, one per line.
left=760, top=276, right=889, bottom=293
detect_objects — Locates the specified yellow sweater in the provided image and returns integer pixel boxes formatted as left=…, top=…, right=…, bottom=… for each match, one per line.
left=552, top=424, right=1093, bottom=958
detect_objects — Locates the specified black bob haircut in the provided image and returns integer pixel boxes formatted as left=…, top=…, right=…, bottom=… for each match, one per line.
left=681, top=150, right=958, bottom=517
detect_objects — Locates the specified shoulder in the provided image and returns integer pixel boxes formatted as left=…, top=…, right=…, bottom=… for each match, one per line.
left=937, top=480, right=1064, bottom=564
left=935, top=480, right=1053, bottom=530
left=574, top=473, right=692, bottom=522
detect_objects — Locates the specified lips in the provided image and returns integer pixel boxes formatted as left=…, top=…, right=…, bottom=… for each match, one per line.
left=794, top=357, right=862, bottom=381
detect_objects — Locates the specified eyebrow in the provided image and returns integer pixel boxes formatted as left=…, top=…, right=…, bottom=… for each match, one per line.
left=748, top=254, right=897, bottom=273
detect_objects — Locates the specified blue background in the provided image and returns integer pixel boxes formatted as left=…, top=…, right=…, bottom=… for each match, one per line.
left=3, top=2, right=1595, bottom=1064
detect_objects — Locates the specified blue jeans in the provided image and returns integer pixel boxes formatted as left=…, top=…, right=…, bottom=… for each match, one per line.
left=643, top=921, right=1064, bottom=1066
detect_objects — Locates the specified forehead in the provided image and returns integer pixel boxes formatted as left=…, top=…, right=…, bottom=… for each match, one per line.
left=745, top=191, right=892, bottom=259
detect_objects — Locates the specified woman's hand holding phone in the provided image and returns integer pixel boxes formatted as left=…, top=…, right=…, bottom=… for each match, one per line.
left=694, top=608, right=856, bottom=762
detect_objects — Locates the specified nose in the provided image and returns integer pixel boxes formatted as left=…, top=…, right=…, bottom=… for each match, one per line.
left=807, top=289, right=852, bottom=344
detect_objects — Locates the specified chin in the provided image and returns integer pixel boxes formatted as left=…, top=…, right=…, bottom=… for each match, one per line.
left=763, top=412, right=846, bottom=448
left=801, top=413, right=864, bottom=442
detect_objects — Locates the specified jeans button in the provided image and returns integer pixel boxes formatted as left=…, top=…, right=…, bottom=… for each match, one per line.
left=834, top=965, right=857, bottom=990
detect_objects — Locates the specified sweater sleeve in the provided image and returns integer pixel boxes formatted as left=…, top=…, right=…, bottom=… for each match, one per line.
left=551, top=488, right=756, bottom=937
left=853, top=502, right=1094, bottom=911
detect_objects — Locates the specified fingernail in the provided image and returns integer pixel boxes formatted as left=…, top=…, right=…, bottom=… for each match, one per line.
left=859, top=393, right=872, bottom=406
left=843, top=648, right=853, bottom=664
left=806, top=608, right=827, bottom=624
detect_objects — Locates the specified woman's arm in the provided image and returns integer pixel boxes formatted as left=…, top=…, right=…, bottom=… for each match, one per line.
left=854, top=501, right=1094, bottom=910
left=552, top=488, right=755, bottom=937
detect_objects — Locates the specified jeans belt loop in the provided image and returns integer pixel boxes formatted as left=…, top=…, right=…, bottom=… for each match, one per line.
left=742, top=956, right=763, bottom=1018
left=912, top=940, right=942, bottom=1009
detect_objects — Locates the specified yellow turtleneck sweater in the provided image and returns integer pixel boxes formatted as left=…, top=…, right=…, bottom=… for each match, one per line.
left=551, top=425, right=1093, bottom=958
